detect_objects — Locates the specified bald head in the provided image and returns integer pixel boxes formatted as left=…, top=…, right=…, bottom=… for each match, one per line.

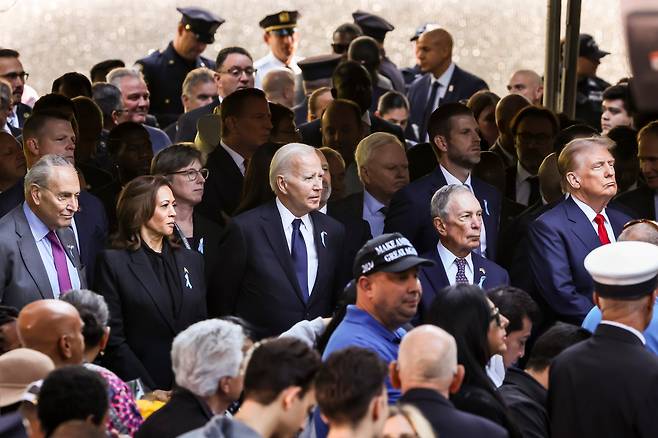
left=416, top=29, right=454, bottom=77
left=421, top=29, right=453, bottom=51
left=507, top=69, right=543, bottom=105
left=496, top=94, right=531, bottom=134
left=538, top=153, right=563, bottom=203
left=17, top=299, right=85, bottom=367
left=262, top=68, right=295, bottom=109
left=397, top=325, right=457, bottom=394
left=619, top=222, right=658, bottom=246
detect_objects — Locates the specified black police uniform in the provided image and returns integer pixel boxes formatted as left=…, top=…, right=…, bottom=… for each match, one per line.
left=575, top=75, right=610, bottom=131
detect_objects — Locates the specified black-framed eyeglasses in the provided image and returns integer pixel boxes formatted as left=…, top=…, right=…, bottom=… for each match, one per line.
left=490, top=306, right=502, bottom=327
left=1, top=71, right=29, bottom=81
left=169, top=168, right=209, bottom=182
left=331, top=43, right=349, bottom=54
left=220, top=67, right=256, bottom=78
left=623, top=218, right=658, bottom=232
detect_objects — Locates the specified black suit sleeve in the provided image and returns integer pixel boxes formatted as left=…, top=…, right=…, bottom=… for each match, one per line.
left=210, top=220, right=248, bottom=317
left=95, top=252, right=156, bottom=389
left=384, top=188, right=420, bottom=243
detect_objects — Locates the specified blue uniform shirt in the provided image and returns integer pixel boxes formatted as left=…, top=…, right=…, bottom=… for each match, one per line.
left=582, top=305, right=658, bottom=355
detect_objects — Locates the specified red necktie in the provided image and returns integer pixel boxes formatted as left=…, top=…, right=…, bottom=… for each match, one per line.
left=594, top=214, right=611, bottom=245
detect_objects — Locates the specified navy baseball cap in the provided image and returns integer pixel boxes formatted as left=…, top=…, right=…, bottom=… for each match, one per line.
left=579, top=34, right=609, bottom=62
left=353, top=233, right=434, bottom=278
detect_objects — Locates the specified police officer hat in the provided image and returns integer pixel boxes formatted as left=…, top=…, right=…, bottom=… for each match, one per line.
left=259, top=10, right=300, bottom=36
left=298, top=54, right=342, bottom=82
left=584, top=241, right=658, bottom=299
left=578, top=34, right=610, bottom=62
left=177, top=7, right=225, bottom=44
left=353, top=233, right=434, bottom=279
left=410, top=23, right=441, bottom=42
left=352, top=10, right=394, bottom=42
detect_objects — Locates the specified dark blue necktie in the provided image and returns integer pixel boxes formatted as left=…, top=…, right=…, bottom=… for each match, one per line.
left=422, top=81, right=441, bottom=140
left=291, top=219, right=309, bottom=301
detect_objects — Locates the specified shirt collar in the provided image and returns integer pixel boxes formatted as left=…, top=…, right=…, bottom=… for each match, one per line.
left=361, top=109, right=371, bottom=127
left=346, top=305, right=405, bottom=343
left=516, top=160, right=534, bottom=181
left=22, top=201, right=50, bottom=242
left=571, top=195, right=610, bottom=224
left=275, top=197, right=312, bottom=230
left=600, top=320, right=646, bottom=345
left=440, top=164, right=472, bottom=187
left=436, top=240, right=473, bottom=274
left=318, top=204, right=327, bottom=214
left=431, top=62, right=456, bottom=88
left=219, top=140, right=246, bottom=175
left=363, top=190, right=385, bottom=215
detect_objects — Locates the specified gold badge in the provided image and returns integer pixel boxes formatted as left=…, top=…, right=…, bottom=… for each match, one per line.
left=279, top=11, right=290, bottom=23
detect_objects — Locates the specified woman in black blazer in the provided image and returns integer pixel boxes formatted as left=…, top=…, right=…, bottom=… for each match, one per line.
left=95, top=175, right=207, bottom=390
left=151, top=144, right=223, bottom=280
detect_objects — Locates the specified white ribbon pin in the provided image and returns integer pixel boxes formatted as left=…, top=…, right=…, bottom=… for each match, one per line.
left=321, top=231, right=327, bottom=248
left=184, top=267, right=192, bottom=289
left=478, top=267, right=487, bottom=288
left=483, top=199, right=490, bottom=216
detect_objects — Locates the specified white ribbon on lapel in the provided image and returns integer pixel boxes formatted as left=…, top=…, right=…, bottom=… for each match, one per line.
left=478, top=267, right=487, bottom=288
left=483, top=199, right=490, bottom=216
left=184, top=267, right=192, bottom=289
left=321, top=231, right=327, bottom=248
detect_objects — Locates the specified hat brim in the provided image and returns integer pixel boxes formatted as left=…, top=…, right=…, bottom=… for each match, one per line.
left=377, top=256, right=435, bottom=274
left=195, top=34, right=214, bottom=44
left=0, top=385, right=27, bottom=408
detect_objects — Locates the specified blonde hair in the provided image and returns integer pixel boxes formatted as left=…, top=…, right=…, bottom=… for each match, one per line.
left=557, top=136, right=614, bottom=192
left=354, top=132, right=405, bottom=179
left=387, top=404, right=436, bottom=438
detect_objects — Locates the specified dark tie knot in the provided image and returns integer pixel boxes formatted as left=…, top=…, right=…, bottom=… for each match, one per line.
left=379, top=206, right=389, bottom=216
left=292, top=218, right=302, bottom=231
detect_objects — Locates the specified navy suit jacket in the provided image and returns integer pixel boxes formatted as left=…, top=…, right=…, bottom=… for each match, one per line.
left=614, top=185, right=655, bottom=220
left=384, top=166, right=502, bottom=257
left=213, top=200, right=347, bottom=339
left=0, top=180, right=108, bottom=284
left=405, top=65, right=488, bottom=142
left=174, top=97, right=220, bottom=143
left=196, top=145, right=243, bottom=223
left=298, top=112, right=406, bottom=147
left=527, top=197, right=631, bottom=323
left=95, top=245, right=207, bottom=390
left=418, top=248, right=509, bottom=320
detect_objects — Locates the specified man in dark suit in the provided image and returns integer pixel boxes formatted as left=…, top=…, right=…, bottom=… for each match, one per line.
left=135, top=319, right=246, bottom=438
left=385, top=103, right=502, bottom=257
left=298, top=61, right=405, bottom=147
left=489, top=94, right=530, bottom=170
left=406, top=29, right=488, bottom=143
left=393, top=325, right=509, bottom=438
left=0, top=112, right=108, bottom=281
left=548, top=241, right=658, bottom=438
left=214, top=143, right=346, bottom=339
left=0, top=156, right=87, bottom=310
left=418, top=185, right=508, bottom=319
left=615, top=121, right=658, bottom=220
left=175, top=47, right=254, bottom=142
left=0, top=49, right=31, bottom=130
left=528, top=137, right=632, bottom=324
left=196, top=88, right=272, bottom=223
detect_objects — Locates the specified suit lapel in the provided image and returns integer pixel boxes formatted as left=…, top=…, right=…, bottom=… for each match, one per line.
left=128, top=249, right=177, bottom=334
left=425, top=250, right=450, bottom=293
left=607, top=207, right=629, bottom=238
left=15, top=210, right=53, bottom=299
left=472, top=254, right=486, bottom=288
left=260, top=202, right=307, bottom=305
left=564, top=197, right=600, bottom=250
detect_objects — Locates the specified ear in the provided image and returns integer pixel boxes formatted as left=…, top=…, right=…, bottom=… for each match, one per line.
left=29, top=184, right=41, bottom=206
left=177, top=22, right=185, bottom=36
left=389, top=361, right=401, bottom=389
left=25, top=137, right=39, bottom=157
left=433, top=134, right=448, bottom=154
left=276, top=174, right=287, bottom=194
left=263, top=31, right=270, bottom=45
left=374, top=110, right=381, bottom=118
left=357, top=275, right=374, bottom=299
left=224, top=115, right=237, bottom=133
left=565, top=171, right=580, bottom=190
left=281, top=386, right=302, bottom=411
left=433, top=216, right=447, bottom=236
left=648, top=291, right=657, bottom=314
left=449, top=364, right=465, bottom=394
left=360, top=166, right=370, bottom=185
left=181, top=94, right=190, bottom=109
left=59, top=335, right=72, bottom=359
left=215, top=376, right=232, bottom=396
left=99, top=327, right=110, bottom=353
left=370, top=392, right=385, bottom=422
left=111, top=110, right=121, bottom=126
left=536, top=85, right=544, bottom=100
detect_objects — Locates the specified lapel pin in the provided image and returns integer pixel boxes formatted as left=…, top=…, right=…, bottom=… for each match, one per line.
left=478, top=267, right=487, bottom=288
left=483, top=199, right=490, bottom=216
left=183, top=267, right=193, bottom=289
left=321, top=231, right=327, bottom=248
left=448, top=84, right=454, bottom=93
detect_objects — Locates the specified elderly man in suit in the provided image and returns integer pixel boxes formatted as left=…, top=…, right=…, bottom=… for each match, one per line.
left=214, top=143, right=346, bottom=339
left=406, top=28, right=488, bottom=143
left=385, top=102, right=502, bottom=257
left=0, top=155, right=86, bottom=309
left=418, top=185, right=509, bottom=319
left=528, top=136, right=632, bottom=324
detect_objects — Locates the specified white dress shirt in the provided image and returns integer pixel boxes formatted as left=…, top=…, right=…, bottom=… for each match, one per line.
left=254, top=52, right=302, bottom=89
left=654, top=192, right=658, bottom=219
left=423, top=63, right=456, bottom=141
left=220, top=140, right=247, bottom=176
left=514, top=162, right=535, bottom=206
left=436, top=240, right=474, bottom=285
left=439, top=165, right=488, bottom=256
left=571, top=195, right=616, bottom=242
left=600, top=320, right=646, bottom=344
left=276, top=198, right=318, bottom=295
left=362, top=190, right=386, bottom=237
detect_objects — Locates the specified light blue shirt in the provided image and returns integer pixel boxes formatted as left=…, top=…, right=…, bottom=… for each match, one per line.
left=23, top=202, right=81, bottom=298
left=362, top=190, right=386, bottom=238
left=582, top=305, right=658, bottom=355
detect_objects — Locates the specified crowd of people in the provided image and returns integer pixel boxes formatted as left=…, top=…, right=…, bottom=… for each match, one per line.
left=1, top=5, right=658, bottom=438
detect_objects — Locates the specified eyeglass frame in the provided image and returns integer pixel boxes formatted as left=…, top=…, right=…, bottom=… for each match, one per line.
left=218, top=67, right=257, bottom=78
left=1, top=71, right=29, bottom=81
left=167, top=168, right=210, bottom=182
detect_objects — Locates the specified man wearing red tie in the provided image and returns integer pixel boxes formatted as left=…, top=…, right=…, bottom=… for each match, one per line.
left=527, top=137, right=631, bottom=324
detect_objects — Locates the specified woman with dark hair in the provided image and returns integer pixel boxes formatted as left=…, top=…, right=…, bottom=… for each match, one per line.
left=425, top=284, right=521, bottom=438
left=95, top=175, right=207, bottom=391
left=467, top=91, right=501, bottom=150
left=151, top=143, right=223, bottom=276
left=233, top=142, right=283, bottom=214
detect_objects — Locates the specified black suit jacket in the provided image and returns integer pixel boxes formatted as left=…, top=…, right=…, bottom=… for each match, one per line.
left=15, top=102, right=31, bottom=128
left=405, top=65, right=488, bottom=142
left=196, top=145, right=244, bottom=223
left=95, top=245, right=207, bottom=390
left=174, top=97, right=220, bottom=143
left=549, top=324, right=658, bottom=438
left=326, top=193, right=373, bottom=277
left=401, top=388, right=509, bottom=438
left=135, top=387, right=213, bottom=438
left=298, top=112, right=406, bottom=147
left=499, top=367, right=548, bottom=438
left=213, top=200, right=346, bottom=339
left=614, top=185, right=656, bottom=220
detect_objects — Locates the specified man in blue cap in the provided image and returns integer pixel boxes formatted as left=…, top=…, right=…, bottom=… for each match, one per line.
left=136, top=7, right=224, bottom=127
left=254, top=10, right=303, bottom=90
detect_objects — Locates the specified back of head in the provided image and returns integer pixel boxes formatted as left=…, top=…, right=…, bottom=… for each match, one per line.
left=495, top=94, right=531, bottom=134
left=90, top=59, right=125, bottom=84
left=553, top=124, right=598, bottom=155
left=427, top=102, right=473, bottom=143
left=347, top=36, right=382, bottom=74
left=467, top=90, right=500, bottom=120
left=235, top=142, right=282, bottom=214
left=242, top=337, right=321, bottom=405
left=398, top=325, right=458, bottom=389
left=472, top=151, right=505, bottom=193
left=60, top=290, right=108, bottom=351
left=538, top=152, right=563, bottom=203
left=262, top=68, right=295, bottom=98
left=607, top=125, right=638, bottom=161
left=309, top=86, right=332, bottom=118
left=619, top=221, right=658, bottom=246
left=52, top=72, right=92, bottom=99
left=315, top=347, right=387, bottom=427
left=525, top=322, right=591, bottom=371
left=106, top=121, right=149, bottom=157
left=91, top=82, right=122, bottom=121
left=72, top=97, right=103, bottom=146
left=33, top=93, right=76, bottom=117
left=487, top=287, right=540, bottom=333
left=377, top=91, right=409, bottom=115
left=51, top=420, right=106, bottom=438
left=38, top=365, right=108, bottom=437
left=332, top=61, right=372, bottom=112
left=171, top=319, right=245, bottom=397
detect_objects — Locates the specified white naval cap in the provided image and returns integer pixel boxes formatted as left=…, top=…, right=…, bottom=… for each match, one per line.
left=584, top=241, right=658, bottom=298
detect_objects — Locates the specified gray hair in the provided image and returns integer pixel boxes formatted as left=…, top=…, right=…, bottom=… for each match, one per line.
left=430, top=184, right=473, bottom=219
left=61, top=289, right=109, bottom=327
left=0, top=79, right=11, bottom=111
left=171, top=319, right=245, bottom=397
left=91, top=82, right=122, bottom=118
left=24, top=154, right=75, bottom=197
left=182, top=67, right=215, bottom=98
left=269, top=142, right=318, bottom=193
left=354, top=132, right=405, bottom=179
left=262, top=68, right=295, bottom=99
left=106, top=67, right=144, bottom=90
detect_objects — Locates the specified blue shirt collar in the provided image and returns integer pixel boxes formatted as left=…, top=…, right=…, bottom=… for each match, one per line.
left=345, top=305, right=406, bottom=344
left=23, top=202, right=50, bottom=242
left=363, top=190, right=385, bottom=216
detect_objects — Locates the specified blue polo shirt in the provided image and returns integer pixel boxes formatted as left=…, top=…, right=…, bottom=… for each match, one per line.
left=323, top=305, right=406, bottom=402
left=582, top=305, right=658, bottom=355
